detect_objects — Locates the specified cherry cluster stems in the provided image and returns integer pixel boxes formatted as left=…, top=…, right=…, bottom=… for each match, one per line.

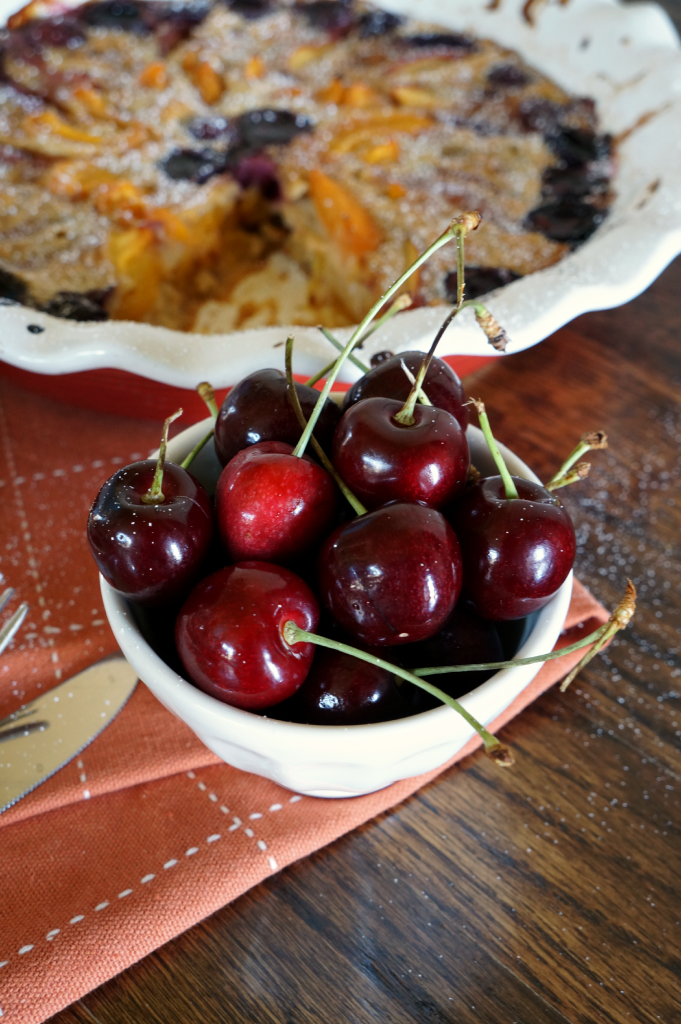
left=181, top=382, right=221, bottom=470
left=283, top=621, right=512, bottom=765
left=284, top=336, right=368, bottom=516
left=180, top=427, right=214, bottom=471
left=472, top=399, right=519, bottom=500
left=546, top=432, right=608, bottom=491
left=394, top=224, right=470, bottom=426
left=142, top=407, right=182, bottom=504
left=308, top=294, right=415, bottom=388
left=196, top=381, right=219, bottom=422
left=292, top=222, right=462, bottom=459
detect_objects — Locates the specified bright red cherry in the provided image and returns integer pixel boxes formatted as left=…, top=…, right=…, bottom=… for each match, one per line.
left=214, top=368, right=342, bottom=467
left=342, top=351, right=469, bottom=430
left=450, top=477, right=576, bottom=620
left=87, top=460, right=213, bottom=607
left=285, top=645, right=407, bottom=725
left=175, top=562, right=319, bottom=709
left=318, top=502, right=463, bottom=646
left=215, top=440, right=338, bottom=564
left=332, top=396, right=469, bottom=510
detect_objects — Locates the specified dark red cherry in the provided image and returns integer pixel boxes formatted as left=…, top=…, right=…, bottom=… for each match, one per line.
left=287, top=645, right=407, bottom=725
left=175, top=562, right=319, bottom=710
left=215, top=440, right=338, bottom=564
left=451, top=477, right=576, bottom=620
left=342, top=352, right=469, bottom=431
left=332, top=397, right=469, bottom=510
left=87, top=461, right=213, bottom=607
left=318, top=502, right=463, bottom=646
left=214, top=368, right=342, bottom=466
left=400, top=603, right=505, bottom=709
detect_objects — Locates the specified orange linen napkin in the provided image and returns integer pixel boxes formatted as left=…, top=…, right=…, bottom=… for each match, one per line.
left=0, top=377, right=609, bottom=1024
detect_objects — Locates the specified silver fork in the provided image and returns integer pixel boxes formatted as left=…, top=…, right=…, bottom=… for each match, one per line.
left=0, top=587, right=29, bottom=657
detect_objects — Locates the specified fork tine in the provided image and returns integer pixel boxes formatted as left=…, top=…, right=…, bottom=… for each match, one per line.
left=0, top=602, right=29, bottom=657
left=0, top=588, right=15, bottom=616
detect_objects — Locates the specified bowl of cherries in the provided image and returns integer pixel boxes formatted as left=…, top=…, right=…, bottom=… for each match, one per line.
left=91, top=216, right=614, bottom=798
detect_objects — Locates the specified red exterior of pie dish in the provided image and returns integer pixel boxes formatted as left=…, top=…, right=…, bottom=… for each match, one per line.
left=0, top=356, right=495, bottom=421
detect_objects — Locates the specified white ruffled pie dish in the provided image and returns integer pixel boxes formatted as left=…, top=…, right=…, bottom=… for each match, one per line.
left=100, top=420, right=573, bottom=798
left=2, top=0, right=681, bottom=389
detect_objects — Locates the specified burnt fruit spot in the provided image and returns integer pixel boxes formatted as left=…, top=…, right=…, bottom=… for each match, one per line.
left=80, top=1, right=149, bottom=33
left=546, top=127, right=612, bottom=166
left=236, top=109, right=313, bottom=148
left=160, top=147, right=228, bottom=182
left=486, top=63, right=529, bottom=88
left=357, top=10, right=402, bottom=37
left=186, top=115, right=237, bottom=141
left=147, top=1, right=211, bottom=54
left=223, top=0, right=274, bottom=18
left=444, top=267, right=521, bottom=302
left=0, top=267, right=29, bottom=304
left=40, top=290, right=110, bottom=321
left=401, top=32, right=476, bottom=52
left=517, top=97, right=565, bottom=135
left=295, top=0, right=354, bottom=34
left=8, top=16, right=86, bottom=53
left=542, top=164, right=609, bottom=199
left=526, top=199, right=605, bottom=243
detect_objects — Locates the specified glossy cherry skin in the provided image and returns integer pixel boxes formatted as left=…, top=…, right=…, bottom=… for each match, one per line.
left=286, top=645, right=408, bottom=725
left=87, top=461, right=213, bottom=607
left=400, top=602, right=505, bottom=711
left=214, top=368, right=342, bottom=466
left=215, top=441, right=338, bottom=564
left=318, top=502, right=463, bottom=646
left=175, top=562, right=320, bottom=710
left=342, top=352, right=469, bottom=431
left=451, top=476, right=576, bottom=620
left=332, top=397, right=469, bottom=510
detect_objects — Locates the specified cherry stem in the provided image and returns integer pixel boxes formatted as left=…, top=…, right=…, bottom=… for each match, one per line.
left=317, top=327, right=370, bottom=375
left=414, top=622, right=611, bottom=677
left=546, top=431, right=608, bottom=491
left=197, top=381, right=218, bottom=422
left=284, top=336, right=368, bottom=516
left=472, top=398, right=519, bottom=500
left=559, top=580, right=636, bottom=691
left=398, top=360, right=432, bottom=405
left=141, top=408, right=182, bottom=505
left=472, top=303, right=509, bottom=352
left=394, top=217, right=478, bottom=426
left=546, top=462, right=591, bottom=490
left=312, top=294, right=413, bottom=389
left=181, top=383, right=220, bottom=470
left=292, top=218, right=469, bottom=459
left=180, top=429, right=213, bottom=471
left=415, top=581, right=636, bottom=695
left=282, top=621, right=513, bottom=767
left=354, top=293, right=413, bottom=347
left=394, top=303, right=459, bottom=425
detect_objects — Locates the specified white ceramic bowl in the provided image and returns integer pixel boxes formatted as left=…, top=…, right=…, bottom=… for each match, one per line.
left=100, top=419, right=573, bottom=798
left=1, top=0, right=681, bottom=388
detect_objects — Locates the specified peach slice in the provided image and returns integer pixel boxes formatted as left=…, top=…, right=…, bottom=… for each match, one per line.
left=308, top=170, right=381, bottom=258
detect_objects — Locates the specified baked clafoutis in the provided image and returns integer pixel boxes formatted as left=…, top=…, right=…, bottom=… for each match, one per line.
left=0, top=0, right=613, bottom=331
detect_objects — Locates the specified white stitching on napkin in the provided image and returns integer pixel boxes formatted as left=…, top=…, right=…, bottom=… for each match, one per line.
left=0, top=775, right=302, bottom=970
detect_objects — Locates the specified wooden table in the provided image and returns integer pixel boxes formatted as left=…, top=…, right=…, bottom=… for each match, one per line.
left=49, top=241, right=681, bottom=1024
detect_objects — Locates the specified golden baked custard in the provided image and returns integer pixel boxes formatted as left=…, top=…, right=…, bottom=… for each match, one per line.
left=0, top=0, right=613, bottom=330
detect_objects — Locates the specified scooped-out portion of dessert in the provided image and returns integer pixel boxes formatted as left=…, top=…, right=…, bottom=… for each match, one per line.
left=0, top=0, right=614, bottom=331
